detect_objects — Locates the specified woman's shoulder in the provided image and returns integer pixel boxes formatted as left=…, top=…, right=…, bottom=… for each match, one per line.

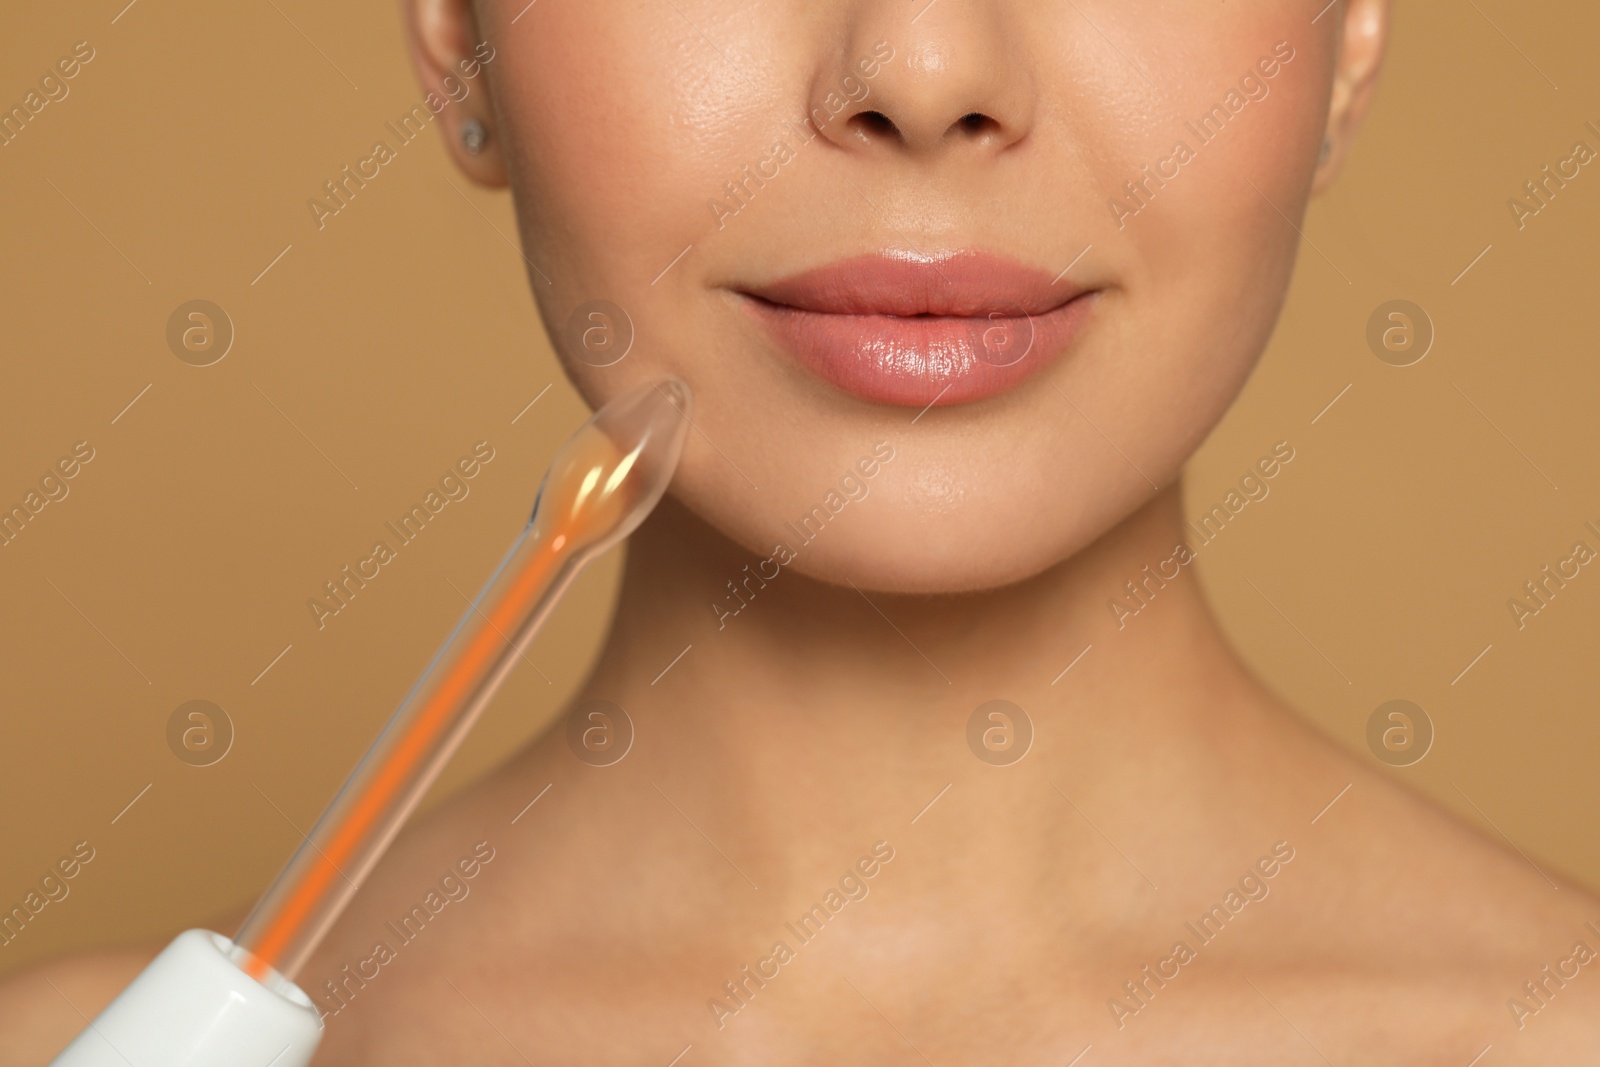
left=0, top=945, right=156, bottom=1066
left=1234, top=738, right=1600, bottom=1061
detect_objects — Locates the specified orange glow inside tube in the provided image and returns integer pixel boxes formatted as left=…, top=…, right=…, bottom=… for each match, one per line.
left=240, top=532, right=566, bottom=978
left=231, top=377, right=691, bottom=981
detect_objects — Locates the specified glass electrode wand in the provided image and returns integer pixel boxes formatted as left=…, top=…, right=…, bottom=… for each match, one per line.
left=49, top=376, right=693, bottom=1067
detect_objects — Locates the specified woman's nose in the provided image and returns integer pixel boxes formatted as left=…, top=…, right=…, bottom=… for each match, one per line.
left=809, top=3, right=1036, bottom=157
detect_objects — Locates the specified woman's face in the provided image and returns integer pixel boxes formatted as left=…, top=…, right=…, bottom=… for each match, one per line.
left=423, top=1, right=1376, bottom=593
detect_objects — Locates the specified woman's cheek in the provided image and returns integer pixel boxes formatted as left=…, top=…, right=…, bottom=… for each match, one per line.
left=491, top=6, right=785, bottom=284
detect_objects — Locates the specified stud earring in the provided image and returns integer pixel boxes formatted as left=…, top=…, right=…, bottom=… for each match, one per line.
left=461, top=118, right=488, bottom=156
left=1319, top=136, right=1332, bottom=164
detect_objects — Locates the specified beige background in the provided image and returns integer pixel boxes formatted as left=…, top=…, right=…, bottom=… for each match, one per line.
left=1, top=1, right=1596, bottom=976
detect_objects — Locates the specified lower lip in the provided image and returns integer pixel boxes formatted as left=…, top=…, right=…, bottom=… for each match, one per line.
left=740, top=293, right=1096, bottom=407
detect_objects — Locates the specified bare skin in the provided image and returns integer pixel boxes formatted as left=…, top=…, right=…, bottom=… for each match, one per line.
left=5, top=486, right=1598, bottom=1065
left=5, top=1, right=1599, bottom=1063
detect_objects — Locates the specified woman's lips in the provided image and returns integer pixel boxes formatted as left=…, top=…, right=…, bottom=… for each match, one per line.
left=737, top=251, right=1096, bottom=407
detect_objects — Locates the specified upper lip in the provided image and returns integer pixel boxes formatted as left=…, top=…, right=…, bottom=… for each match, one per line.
left=740, top=250, right=1089, bottom=318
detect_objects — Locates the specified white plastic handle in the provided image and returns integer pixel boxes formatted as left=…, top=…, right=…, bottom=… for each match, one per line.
left=48, top=929, right=323, bottom=1067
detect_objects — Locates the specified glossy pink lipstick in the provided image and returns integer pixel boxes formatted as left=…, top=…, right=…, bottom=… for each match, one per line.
left=738, top=251, right=1095, bottom=407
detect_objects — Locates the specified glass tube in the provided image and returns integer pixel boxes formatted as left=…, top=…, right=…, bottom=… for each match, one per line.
left=231, top=377, right=692, bottom=981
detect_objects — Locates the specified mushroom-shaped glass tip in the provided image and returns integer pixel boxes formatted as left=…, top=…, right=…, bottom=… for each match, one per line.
left=530, top=376, right=693, bottom=555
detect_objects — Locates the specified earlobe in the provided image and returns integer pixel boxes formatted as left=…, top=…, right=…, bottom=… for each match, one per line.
left=403, top=0, right=508, bottom=186
left=1312, top=0, right=1390, bottom=192
left=444, top=108, right=509, bottom=187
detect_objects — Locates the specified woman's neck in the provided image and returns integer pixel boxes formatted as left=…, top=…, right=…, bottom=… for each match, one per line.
left=557, top=481, right=1292, bottom=897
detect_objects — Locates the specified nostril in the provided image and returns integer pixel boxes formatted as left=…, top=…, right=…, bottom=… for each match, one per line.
left=955, top=112, right=1000, bottom=138
left=849, top=110, right=901, bottom=141
left=836, top=109, right=1010, bottom=150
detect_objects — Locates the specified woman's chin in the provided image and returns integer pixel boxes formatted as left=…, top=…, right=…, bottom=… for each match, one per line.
left=674, top=487, right=1120, bottom=599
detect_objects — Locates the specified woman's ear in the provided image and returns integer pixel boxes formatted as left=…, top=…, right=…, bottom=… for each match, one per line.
left=403, top=0, right=507, bottom=187
left=1313, top=0, right=1390, bottom=193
